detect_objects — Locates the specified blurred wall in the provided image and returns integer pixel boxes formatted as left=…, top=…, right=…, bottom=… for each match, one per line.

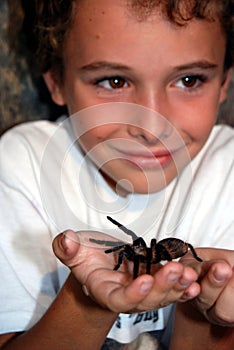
left=0, top=0, right=50, bottom=134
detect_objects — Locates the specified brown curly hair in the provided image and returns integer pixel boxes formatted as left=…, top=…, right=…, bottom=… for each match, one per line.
left=21, top=0, right=234, bottom=81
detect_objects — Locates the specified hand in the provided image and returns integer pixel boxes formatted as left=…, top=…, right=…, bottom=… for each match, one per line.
left=52, top=230, right=200, bottom=313
left=180, top=248, right=234, bottom=327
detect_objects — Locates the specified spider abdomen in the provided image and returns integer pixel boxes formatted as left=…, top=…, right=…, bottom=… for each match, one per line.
left=154, top=238, right=189, bottom=262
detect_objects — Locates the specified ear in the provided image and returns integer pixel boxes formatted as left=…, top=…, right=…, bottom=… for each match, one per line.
left=219, top=68, right=233, bottom=104
left=43, top=71, right=66, bottom=106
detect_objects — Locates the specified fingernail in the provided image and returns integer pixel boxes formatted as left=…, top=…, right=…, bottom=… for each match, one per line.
left=179, top=278, right=190, bottom=288
left=167, top=271, right=180, bottom=282
left=82, top=285, right=90, bottom=297
left=180, top=291, right=193, bottom=300
left=213, top=269, right=228, bottom=283
left=61, top=234, right=70, bottom=252
left=140, top=281, right=153, bottom=294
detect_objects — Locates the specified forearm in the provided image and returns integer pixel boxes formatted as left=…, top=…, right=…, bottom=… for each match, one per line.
left=170, top=302, right=234, bottom=350
left=1, top=274, right=117, bottom=350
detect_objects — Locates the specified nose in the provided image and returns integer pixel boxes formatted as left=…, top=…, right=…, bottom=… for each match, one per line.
left=127, top=118, right=172, bottom=145
left=127, top=91, right=172, bottom=145
left=136, top=88, right=163, bottom=113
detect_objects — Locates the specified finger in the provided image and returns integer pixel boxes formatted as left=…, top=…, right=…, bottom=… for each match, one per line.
left=180, top=253, right=204, bottom=275
left=195, top=248, right=234, bottom=264
left=84, top=263, right=198, bottom=313
left=86, top=262, right=189, bottom=313
left=194, top=261, right=232, bottom=318
left=52, top=230, right=81, bottom=266
left=207, top=269, right=234, bottom=326
left=176, top=266, right=201, bottom=301
left=86, top=269, right=155, bottom=312
left=131, top=263, right=198, bottom=311
left=179, top=282, right=201, bottom=302
left=150, top=263, right=199, bottom=307
left=175, top=266, right=199, bottom=291
left=108, top=275, right=156, bottom=312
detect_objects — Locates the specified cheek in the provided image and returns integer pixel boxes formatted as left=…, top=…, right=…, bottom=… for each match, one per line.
left=178, top=97, right=218, bottom=139
left=78, top=125, right=120, bottom=151
left=188, top=112, right=215, bottom=138
left=79, top=131, right=103, bottom=151
left=196, top=106, right=218, bottom=140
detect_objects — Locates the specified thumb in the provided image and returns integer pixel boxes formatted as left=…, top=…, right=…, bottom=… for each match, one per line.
left=52, top=230, right=80, bottom=267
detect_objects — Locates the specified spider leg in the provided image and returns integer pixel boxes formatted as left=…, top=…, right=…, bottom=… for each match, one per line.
left=105, top=245, right=124, bottom=254
left=133, top=237, right=147, bottom=247
left=105, top=244, right=136, bottom=274
left=188, top=244, right=203, bottom=262
left=113, top=250, right=125, bottom=271
left=133, top=255, right=141, bottom=279
left=113, top=246, right=135, bottom=271
left=146, top=238, right=157, bottom=275
left=107, top=216, right=138, bottom=241
left=146, top=247, right=152, bottom=275
left=89, top=238, right=124, bottom=247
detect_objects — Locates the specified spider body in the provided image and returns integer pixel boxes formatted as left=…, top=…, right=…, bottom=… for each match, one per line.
left=90, top=216, right=203, bottom=278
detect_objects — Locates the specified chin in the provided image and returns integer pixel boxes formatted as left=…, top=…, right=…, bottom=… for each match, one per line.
left=101, top=165, right=178, bottom=196
left=115, top=176, right=173, bottom=196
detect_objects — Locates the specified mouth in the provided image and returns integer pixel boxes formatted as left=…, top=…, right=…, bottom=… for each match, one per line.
left=112, top=147, right=178, bottom=170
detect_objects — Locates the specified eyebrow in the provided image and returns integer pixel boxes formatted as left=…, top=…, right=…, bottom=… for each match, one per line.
left=80, top=61, right=133, bottom=72
left=173, top=60, right=218, bottom=72
left=79, top=60, right=218, bottom=73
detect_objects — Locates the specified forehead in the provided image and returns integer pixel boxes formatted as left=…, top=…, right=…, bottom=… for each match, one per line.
left=64, top=0, right=225, bottom=68
left=73, top=0, right=224, bottom=26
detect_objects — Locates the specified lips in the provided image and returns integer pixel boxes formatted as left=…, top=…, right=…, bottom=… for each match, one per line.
left=112, top=147, right=176, bottom=169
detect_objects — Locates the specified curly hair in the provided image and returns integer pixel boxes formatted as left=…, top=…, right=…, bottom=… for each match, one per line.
left=21, top=0, right=234, bottom=80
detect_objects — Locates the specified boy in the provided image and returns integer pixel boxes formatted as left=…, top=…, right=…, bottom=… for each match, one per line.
left=0, top=0, right=233, bottom=349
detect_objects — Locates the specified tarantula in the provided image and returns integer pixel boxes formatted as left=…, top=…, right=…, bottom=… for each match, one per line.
left=90, top=216, right=203, bottom=278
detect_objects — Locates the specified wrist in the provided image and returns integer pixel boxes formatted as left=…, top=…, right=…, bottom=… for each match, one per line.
left=65, top=273, right=118, bottom=328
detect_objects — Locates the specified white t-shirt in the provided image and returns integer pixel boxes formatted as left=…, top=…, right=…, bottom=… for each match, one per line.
left=0, top=119, right=233, bottom=346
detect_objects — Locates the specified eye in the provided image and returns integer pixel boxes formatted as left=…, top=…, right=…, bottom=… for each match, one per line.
left=175, top=75, right=207, bottom=90
left=96, top=76, right=128, bottom=90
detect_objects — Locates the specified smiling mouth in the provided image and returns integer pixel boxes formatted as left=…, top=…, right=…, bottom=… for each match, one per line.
left=113, top=148, right=177, bottom=169
left=124, top=153, right=173, bottom=169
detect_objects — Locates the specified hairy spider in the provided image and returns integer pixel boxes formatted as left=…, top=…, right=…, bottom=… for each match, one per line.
left=90, top=216, right=203, bottom=278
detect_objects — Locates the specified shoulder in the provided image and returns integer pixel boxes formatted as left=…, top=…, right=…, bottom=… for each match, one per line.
left=191, top=124, right=234, bottom=203
left=189, top=124, right=234, bottom=206
left=193, top=125, right=234, bottom=169
left=0, top=119, right=74, bottom=185
left=175, top=125, right=234, bottom=247
left=1, top=120, right=62, bottom=149
left=0, top=117, right=76, bottom=159
left=206, top=124, right=234, bottom=151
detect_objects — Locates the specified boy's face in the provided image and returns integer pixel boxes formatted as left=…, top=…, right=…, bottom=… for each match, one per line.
left=44, top=0, right=229, bottom=195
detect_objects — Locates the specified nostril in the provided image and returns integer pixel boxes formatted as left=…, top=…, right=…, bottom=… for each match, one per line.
left=126, top=105, right=174, bottom=145
left=128, top=125, right=159, bottom=144
left=127, top=122, right=173, bottom=145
